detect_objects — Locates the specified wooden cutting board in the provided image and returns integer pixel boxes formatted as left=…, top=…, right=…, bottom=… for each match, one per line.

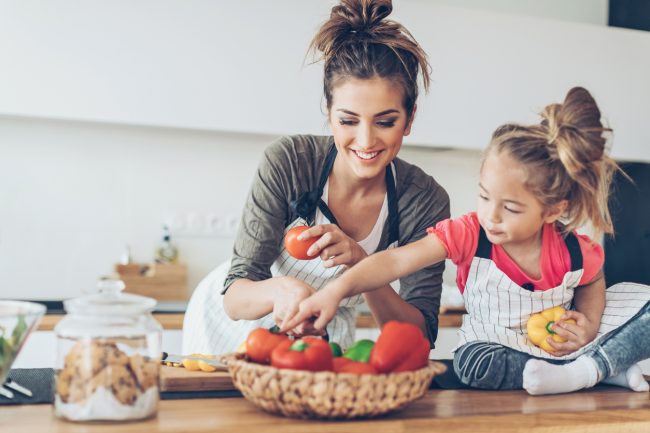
left=160, top=365, right=236, bottom=392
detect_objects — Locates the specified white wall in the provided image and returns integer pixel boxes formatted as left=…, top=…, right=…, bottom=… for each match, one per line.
left=2, top=1, right=649, bottom=160
left=0, top=115, right=481, bottom=300
left=429, top=0, right=608, bottom=25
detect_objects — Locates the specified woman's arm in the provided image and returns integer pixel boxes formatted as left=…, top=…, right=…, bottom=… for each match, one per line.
left=281, top=234, right=448, bottom=330
left=363, top=286, right=427, bottom=335
left=222, top=137, right=318, bottom=320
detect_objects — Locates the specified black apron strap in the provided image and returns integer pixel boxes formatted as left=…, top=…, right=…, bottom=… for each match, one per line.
left=475, top=226, right=492, bottom=259
left=289, top=141, right=338, bottom=224
left=385, top=164, right=400, bottom=245
left=289, top=140, right=398, bottom=237
left=564, top=232, right=583, bottom=272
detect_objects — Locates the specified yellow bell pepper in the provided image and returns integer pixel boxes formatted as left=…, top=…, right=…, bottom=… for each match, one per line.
left=526, top=306, right=576, bottom=353
left=181, top=354, right=220, bottom=372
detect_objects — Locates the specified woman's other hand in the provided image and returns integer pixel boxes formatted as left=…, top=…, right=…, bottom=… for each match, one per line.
left=298, top=224, right=367, bottom=268
left=545, top=310, right=598, bottom=357
left=272, top=276, right=325, bottom=337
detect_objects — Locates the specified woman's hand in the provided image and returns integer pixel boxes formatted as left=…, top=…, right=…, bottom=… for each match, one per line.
left=272, top=276, right=325, bottom=337
left=298, top=224, right=367, bottom=268
left=280, top=282, right=346, bottom=333
left=545, top=310, right=599, bottom=357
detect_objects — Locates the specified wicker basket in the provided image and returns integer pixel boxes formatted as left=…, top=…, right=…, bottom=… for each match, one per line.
left=222, top=353, right=447, bottom=419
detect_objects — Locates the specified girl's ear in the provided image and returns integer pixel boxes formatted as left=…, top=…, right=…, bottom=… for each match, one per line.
left=404, top=104, right=417, bottom=136
left=544, top=200, right=568, bottom=223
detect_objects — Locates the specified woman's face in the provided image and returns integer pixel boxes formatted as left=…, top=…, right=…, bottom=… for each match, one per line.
left=328, top=77, right=414, bottom=180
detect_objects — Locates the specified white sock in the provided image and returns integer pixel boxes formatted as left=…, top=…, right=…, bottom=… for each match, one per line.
left=523, top=356, right=599, bottom=395
left=602, top=364, right=650, bottom=392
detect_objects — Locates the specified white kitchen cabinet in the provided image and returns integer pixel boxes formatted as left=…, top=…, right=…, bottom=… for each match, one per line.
left=1, top=1, right=649, bottom=160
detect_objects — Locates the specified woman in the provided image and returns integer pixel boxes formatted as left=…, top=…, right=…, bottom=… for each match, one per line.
left=183, top=0, right=449, bottom=353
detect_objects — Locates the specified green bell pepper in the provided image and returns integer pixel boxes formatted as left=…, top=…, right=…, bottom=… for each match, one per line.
left=342, top=339, right=374, bottom=362
left=329, top=342, right=343, bottom=357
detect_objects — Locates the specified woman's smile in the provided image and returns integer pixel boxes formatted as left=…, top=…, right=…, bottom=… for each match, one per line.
left=352, top=149, right=383, bottom=161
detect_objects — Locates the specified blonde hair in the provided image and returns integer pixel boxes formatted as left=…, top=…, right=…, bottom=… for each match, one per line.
left=309, top=0, right=431, bottom=117
left=487, top=87, right=620, bottom=236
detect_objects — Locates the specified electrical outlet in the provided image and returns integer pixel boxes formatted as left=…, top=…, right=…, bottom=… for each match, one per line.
left=165, top=211, right=240, bottom=238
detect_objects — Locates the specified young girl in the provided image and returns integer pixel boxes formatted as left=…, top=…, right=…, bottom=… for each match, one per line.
left=282, top=87, right=650, bottom=395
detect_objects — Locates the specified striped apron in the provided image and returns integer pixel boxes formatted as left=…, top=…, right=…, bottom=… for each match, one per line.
left=183, top=143, right=399, bottom=354
left=457, top=227, right=650, bottom=360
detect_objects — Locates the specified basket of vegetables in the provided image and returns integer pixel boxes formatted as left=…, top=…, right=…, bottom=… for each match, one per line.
left=222, top=321, right=447, bottom=419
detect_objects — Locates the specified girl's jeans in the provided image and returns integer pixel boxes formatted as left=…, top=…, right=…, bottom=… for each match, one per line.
left=453, top=301, right=650, bottom=390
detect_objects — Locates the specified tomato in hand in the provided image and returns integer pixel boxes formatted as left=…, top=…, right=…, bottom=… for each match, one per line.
left=284, top=226, right=319, bottom=260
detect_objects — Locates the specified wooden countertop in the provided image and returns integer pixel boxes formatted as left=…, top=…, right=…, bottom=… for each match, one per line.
left=37, top=310, right=465, bottom=331
left=3, top=386, right=649, bottom=432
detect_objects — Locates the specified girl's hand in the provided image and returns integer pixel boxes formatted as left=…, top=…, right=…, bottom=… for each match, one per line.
left=280, top=282, right=346, bottom=333
left=272, top=277, right=325, bottom=337
left=545, top=310, right=598, bottom=357
left=298, top=224, right=367, bottom=268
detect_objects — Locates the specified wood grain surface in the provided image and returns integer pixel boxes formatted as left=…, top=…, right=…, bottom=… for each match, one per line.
left=3, top=384, right=649, bottom=432
left=160, top=365, right=234, bottom=392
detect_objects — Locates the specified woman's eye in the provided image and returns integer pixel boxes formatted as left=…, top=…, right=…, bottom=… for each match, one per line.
left=339, top=119, right=357, bottom=126
left=377, top=120, right=396, bottom=128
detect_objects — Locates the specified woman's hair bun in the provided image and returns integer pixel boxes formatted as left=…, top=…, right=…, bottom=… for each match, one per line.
left=330, top=0, right=393, bottom=35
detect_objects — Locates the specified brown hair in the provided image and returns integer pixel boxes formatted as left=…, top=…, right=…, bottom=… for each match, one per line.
left=309, top=0, right=431, bottom=118
left=487, top=87, right=620, bottom=236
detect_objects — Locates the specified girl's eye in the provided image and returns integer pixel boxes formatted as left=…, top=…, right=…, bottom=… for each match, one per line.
left=479, top=195, right=488, bottom=201
left=339, top=119, right=357, bottom=126
left=505, top=207, right=522, bottom=214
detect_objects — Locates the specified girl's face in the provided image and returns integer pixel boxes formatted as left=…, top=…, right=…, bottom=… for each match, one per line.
left=328, top=77, right=414, bottom=181
left=477, top=150, right=561, bottom=247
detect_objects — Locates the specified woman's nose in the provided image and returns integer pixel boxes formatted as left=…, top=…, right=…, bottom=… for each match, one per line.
left=356, top=123, right=375, bottom=149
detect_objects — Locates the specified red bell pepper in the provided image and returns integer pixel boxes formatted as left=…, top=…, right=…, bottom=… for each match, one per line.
left=369, top=321, right=430, bottom=373
left=337, top=360, right=378, bottom=375
left=270, top=337, right=333, bottom=372
left=332, top=357, right=354, bottom=372
left=245, top=327, right=290, bottom=364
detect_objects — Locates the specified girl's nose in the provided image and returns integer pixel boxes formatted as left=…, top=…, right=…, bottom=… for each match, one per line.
left=488, top=205, right=502, bottom=224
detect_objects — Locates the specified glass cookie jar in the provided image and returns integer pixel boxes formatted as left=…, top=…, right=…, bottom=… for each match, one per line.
left=54, top=279, right=162, bottom=421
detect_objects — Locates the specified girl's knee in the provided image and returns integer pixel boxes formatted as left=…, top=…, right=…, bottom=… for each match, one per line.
left=453, top=343, right=520, bottom=390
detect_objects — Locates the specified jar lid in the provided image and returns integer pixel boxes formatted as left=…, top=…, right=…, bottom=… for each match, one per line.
left=64, top=279, right=157, bottom=316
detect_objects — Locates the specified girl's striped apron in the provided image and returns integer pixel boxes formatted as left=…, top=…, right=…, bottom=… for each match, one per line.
left=457, top=227, right=650, bottom=360
left=183, top=143, right=399, bottom=354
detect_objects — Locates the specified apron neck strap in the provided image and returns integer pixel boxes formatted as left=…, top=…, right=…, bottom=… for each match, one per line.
left=475, top=226, right=584, bottom=271
left=476, top=227, right=492, bottom=259
left=385, top=164, right=399, bottom=245
left=290, top=139, right=399, bottom=245
left=564, top=232, right=583, bottom=271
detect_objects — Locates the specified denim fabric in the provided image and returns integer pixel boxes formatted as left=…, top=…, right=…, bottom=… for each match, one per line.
left=453, top=342, right=570, bottom=390
left=586, top=300, right=650, bottom=380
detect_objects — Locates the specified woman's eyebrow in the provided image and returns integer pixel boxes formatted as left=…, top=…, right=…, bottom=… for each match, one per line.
left=336, top=109, right=400, bottom=117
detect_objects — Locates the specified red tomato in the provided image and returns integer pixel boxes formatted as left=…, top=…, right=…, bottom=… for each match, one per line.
left=284, top=226, right=319, bottom=260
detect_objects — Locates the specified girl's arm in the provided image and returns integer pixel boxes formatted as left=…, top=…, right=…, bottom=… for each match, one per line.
left=546, top=271, right=606, bottom=356
left=281, top=233, right=448, bottom=331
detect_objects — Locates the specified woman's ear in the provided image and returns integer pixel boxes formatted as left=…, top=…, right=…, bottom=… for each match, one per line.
left=404, top=104, right=417, bottom=136
left=544, top=200, right=568, bottom=223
